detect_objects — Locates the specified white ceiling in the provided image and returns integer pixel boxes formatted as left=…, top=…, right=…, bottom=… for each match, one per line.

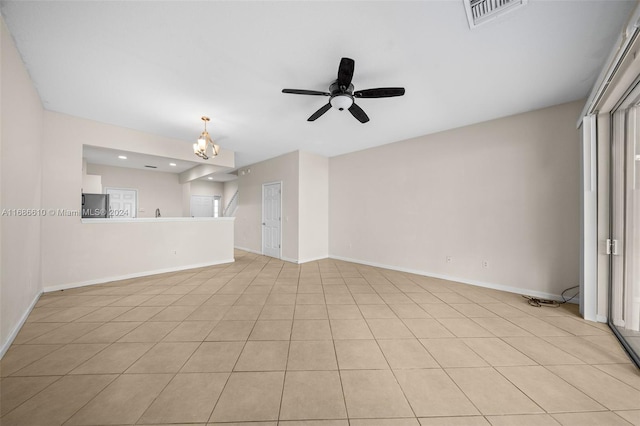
left=1, top=1, right=635, bottom=168
left=83, top=145, right=238, bottom=182
left=83, top=145, right=200, bottom=174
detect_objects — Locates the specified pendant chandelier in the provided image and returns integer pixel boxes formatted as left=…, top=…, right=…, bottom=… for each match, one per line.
left=193, top=116, right=220, bottom=160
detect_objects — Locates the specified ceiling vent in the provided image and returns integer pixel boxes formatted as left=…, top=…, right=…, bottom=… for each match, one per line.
left=464, top=0, right=528, bottom=29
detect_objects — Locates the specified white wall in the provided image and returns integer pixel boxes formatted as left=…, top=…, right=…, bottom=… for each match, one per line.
left=234, top=151, right=299, bottom=261
left=298, top=151, right=329, bottom=262
left=190, top=180, right=224, bottom=198
left=40, top=111, right=235, bottom=289
left=87, top=163, right=183, bottom=218
left=45, top=219, right=234, bottom=291
left=1, top=18, right=44, bottom=354
left=182, top=182, right=191, bottom=218
left=329, top=101, right=582, bottom=299
left=234, top=151, right=328, bottom=264
left=223, top=179, right=239, bottom=216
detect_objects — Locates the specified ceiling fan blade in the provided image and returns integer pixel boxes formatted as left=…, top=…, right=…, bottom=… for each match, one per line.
left=282, top=89, right=330, bottom=96
left=308, top=103, right=332, bottom=121
left=337, top=57, right=355, bottom=88
left=348, top=103, right=369, bottom=123
left=353, top=87, right=405, bottom=98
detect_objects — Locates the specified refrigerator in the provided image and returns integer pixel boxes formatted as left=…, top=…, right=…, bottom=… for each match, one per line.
left=81, top=193, right=110, bottom=218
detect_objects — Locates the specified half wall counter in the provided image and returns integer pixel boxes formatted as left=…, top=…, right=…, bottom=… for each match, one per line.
left=43, top=217, right=234, bottom=291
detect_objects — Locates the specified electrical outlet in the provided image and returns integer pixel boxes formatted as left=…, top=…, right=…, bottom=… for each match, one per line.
left=446, top=256, right=453, bottom=263
left=482, top=260, right=489, bottom=268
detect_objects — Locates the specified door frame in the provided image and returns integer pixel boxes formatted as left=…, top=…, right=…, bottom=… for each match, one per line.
left=262, top=181, right=282, bottom=259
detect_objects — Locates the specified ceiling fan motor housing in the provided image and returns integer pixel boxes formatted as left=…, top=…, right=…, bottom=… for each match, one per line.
left=329, top=81, right=354, bottom=110
left=330, top=81, right=353, bottom=95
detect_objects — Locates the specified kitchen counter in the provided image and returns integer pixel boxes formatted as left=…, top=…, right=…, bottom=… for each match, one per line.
left=81, top=217, right=235, bottom=224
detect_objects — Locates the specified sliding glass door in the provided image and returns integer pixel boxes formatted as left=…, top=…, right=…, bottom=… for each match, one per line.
left=610, top=103, right=640, bottom=367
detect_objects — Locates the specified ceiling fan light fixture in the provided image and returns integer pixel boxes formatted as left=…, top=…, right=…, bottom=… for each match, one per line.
left=330, top=95, right=353, bottom=111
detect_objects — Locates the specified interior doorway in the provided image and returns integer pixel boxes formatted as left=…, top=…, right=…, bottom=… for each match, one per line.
left=191, top=195, right=220, bottom=218
left=262, top=182, right=281, bottom=258
left=105, top=188, right=137, bottom=218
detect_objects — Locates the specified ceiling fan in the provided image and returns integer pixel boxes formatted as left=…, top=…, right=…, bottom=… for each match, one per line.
left=282, top=57, right=405, bottom=123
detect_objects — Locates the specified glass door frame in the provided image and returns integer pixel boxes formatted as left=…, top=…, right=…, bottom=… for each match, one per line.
left=608, top=79, right=640, bottom=368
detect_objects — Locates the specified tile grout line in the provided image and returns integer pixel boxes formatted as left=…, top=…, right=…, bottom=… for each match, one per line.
left=208, top=257, right=282, bottom=424
left=324, top=260, right=353, bottom=424
left=350, top=274, right=421, bottom=423
left=326, top=270, right=352, bottom=423
left=181, top=258, right=250, bottom=425
left=0, top=374, right=66, bottom=420
left=275, top=262, right=299, bottom=423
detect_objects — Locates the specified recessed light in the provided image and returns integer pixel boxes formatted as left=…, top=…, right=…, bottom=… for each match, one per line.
left=208, top=177, right=213, bottom=180
left=169, top=163, right=177, bottom=167
left=118, top=155, right=127, bottom=160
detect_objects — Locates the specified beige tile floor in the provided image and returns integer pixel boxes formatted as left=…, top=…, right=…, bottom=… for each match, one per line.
left=2, top=250, right=640, bottom=425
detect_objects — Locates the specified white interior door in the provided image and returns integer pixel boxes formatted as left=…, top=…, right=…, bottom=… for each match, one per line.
left=262, top=182, right=281, bottom=258
left=191, top=195, right=220, bottom=217
left=105, top=188, right=137, bottom=218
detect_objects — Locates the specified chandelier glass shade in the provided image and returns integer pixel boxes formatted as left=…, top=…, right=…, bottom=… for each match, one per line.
left=193, top=116, right=220, bottom=160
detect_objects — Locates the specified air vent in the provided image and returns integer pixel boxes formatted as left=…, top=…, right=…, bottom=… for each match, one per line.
left=464, top=0, right=527, bottom=29
left=144, top=165, right=157, bottom=169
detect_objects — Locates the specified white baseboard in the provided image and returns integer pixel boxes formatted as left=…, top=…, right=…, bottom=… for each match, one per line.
left=234, top=246, right=263, bottom=256
left=297, top=255, right=329, bottom=264
left=277, top=255, right=326, bottom=264
left=596, top=314, right=608, bottom=323
left=235, top=247, right=304, bottom=264
left=1, top=291, right=41, bottom=359
left=43, top=258, right=235, bottom=293
left=329, top=254, right=577, bottom=304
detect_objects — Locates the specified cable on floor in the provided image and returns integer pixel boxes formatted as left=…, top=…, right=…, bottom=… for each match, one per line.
left=522, top=285, right=579, bottom=308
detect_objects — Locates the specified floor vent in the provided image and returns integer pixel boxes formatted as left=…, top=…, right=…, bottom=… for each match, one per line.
left=464, top=0, right=528, bottom=29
